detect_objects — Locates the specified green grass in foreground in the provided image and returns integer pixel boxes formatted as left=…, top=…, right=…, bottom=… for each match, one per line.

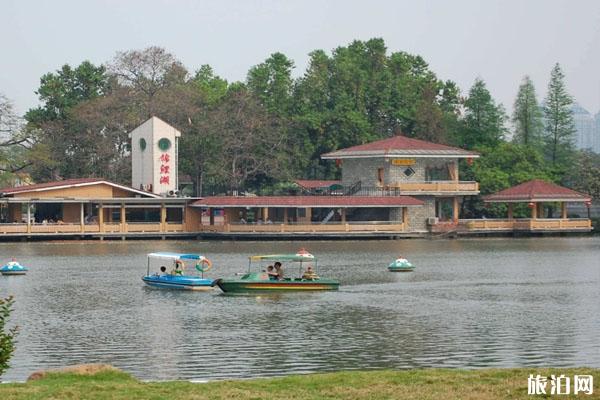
left=1, top=368, right=599, bottom=400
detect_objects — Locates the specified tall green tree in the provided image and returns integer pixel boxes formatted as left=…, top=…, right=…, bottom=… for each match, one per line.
left=461, top=142, right=553, bottom=218
left=191, top=65, right=228, bottom=106
left=459, top=78, right=506, bottom=149
left=542, top=63, right=575, bottom=166
left=387, top=51, right=440, bottom=137
left=564, top=150, right=600, bottom=200
left=24, top=61, right=110, bottom=181
left=247, top=52, right=295, bottom=115
left=25, top=61, right=108, bottom=124
left=196, top=87, right=291, bottom=191
left=413, top=83, right=445, bottom=143
left=512, top=75, right=543, bottom=147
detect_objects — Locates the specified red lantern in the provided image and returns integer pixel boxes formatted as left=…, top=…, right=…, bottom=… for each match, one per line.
left=585, top=200, right=592, bottom=208
left=527, top=202, right=535, bottom=208
left=466, top=157, right=473, bottom=166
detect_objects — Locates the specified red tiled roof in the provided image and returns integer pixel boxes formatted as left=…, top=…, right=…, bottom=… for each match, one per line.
left=193, top=195, right=423, bottom=208
left=294, top=180, right=342, bottom=189
left=0, top=178, right=160, bottom=198
left=0, top=178, right=104, bottom=194
left=483, top=180, right=592, bottom=202
left=321, top=135, right=478, bottom=159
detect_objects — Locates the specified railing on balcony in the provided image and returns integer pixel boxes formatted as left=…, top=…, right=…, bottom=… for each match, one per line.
left=387, top=181, right=479, bottom=193
left=297, top=181, right=478, bottom=196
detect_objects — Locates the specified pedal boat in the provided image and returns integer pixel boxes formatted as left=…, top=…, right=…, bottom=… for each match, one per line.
left=388, top=258, right=414, bottom=272
left=142, top=252, right=215, bottom=291
left=1, top=260, right=29, bottom=276
left=215, top=250, right=339, bottom=293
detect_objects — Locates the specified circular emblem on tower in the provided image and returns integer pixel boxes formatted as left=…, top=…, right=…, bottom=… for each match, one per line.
left=158, top=138, right=171, bottom=151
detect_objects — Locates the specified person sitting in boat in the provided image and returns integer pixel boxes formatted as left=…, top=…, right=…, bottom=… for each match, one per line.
left=302, top=265, right=319, bottom=280
left=6, top=258, right=19, bottom=268
left=172, top=260, right=184, bottom=276
left=274, top=262, right=284, bottom=280
left=152, top=266, right=168, bottom=277
left=396, top=256, right=409, bottom=263
left=266, top=265, right=278, bottom=280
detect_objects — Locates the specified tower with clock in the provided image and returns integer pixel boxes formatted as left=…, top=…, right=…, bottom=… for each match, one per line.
left=129, top=116, right=181, bottom=196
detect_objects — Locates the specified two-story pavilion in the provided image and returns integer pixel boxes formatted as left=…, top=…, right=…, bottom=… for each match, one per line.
left=321, top=135, right=480, bottom=231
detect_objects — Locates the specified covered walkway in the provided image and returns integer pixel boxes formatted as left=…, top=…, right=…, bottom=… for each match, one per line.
left=192, top=195, right=423, bottom=234
left=460, top=180, right=592, bottom=233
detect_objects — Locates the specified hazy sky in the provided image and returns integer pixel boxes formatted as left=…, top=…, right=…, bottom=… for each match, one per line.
left=2, top=0, right=600, bottom=116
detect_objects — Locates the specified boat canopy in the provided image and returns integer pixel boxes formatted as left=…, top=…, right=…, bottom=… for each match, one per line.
left=147, top=252, right=208, bottom=261
left=249, top=253, right=316, bottom=262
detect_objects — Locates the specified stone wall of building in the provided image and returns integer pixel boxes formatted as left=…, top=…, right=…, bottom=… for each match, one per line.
left=407, top=196, right=436, bottom=232
left=341, top=158, right=458, bottom=187
left=389, top=207, right=403, bottom=222
left=341, top=158, right=384, bottom=186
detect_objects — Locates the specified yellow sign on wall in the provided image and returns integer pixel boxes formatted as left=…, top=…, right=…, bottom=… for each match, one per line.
left=391, top=158, right=416, bottom=166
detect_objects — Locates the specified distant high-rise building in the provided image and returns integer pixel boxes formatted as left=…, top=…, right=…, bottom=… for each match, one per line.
left=594, top=111, right=600, bottom=153
left=571, top=103, right=596, bottom=152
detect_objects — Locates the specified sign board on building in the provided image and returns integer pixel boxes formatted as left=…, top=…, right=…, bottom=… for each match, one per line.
left=391, top=159, right=416, bottom=166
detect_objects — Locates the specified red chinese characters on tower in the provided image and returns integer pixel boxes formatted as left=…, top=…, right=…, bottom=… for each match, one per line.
left=159, top=153, right=170, bottom=185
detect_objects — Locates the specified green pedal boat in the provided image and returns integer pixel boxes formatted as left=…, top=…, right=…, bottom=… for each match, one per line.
left=215, top=249, right=339, bottom=293
left=388, top=257, right=414, bottom=272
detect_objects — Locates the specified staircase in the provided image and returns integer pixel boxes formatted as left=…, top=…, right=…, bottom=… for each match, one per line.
left=321, top=209, right=336, bottom=224
left=344, top=181, right=362, bottom=195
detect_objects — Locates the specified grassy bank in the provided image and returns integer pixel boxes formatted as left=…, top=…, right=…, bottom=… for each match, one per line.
left=1, top=368, right=599, bottom=399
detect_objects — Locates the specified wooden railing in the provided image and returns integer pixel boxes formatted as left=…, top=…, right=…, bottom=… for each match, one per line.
left=388, top=181, right=479, bottom=193
left=165, top=223, right=185, bottom=232
left=0, top=221, right=186, bottom=235
left=30, top=224, right=82, bottom=233
left=459, top=218, right=592, bottom=231
left=127, top=223, right=161, bottom=233
left=0, top=224, right=28, bottom=234
left=199, top=222, right=406, bottom=233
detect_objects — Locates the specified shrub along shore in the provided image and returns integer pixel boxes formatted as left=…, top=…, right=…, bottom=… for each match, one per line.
left=1, top=367, right=599, bottom=400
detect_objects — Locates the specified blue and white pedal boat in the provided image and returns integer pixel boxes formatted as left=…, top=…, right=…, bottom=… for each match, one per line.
left=1, top=260, right=29, bottom=276
left=142, top=252, right=215, bottom=291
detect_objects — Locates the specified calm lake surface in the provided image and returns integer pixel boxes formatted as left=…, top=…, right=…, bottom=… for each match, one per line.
left=1, top=238, right=599, bottom=381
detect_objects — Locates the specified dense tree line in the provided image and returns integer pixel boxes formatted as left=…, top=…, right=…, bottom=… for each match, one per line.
left=1, top=38, right=598, bottom=215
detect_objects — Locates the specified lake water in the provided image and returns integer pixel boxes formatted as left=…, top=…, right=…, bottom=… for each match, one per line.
left=1, top=238, right=599, bottom=381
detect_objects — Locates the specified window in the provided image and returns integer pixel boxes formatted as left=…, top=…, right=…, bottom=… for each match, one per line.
left=158, top=138, right=171, bottom=151
left=403, top=167, right=415, bottom=177
left=139, top=138, right=146, bottom=151
left=425, top=166, right=450, bottom=181
left=377, top=168, right=384, bottom=185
